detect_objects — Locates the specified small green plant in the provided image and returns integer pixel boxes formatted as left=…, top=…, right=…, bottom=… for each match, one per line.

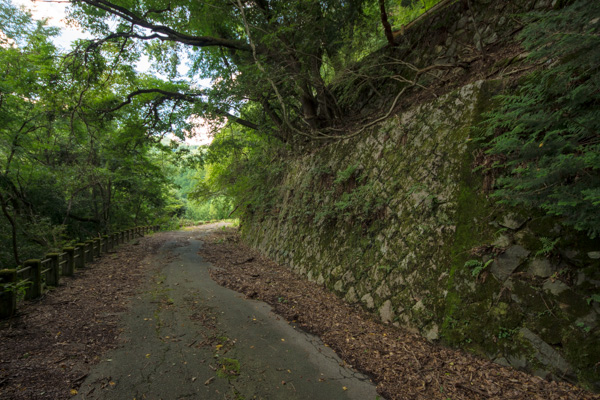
left=586, top=294, right=600, bottom=305
left=494, top=227, right=509, bottom=236
left=334, top=164, right=358, bottom=185
left=377, top=265, right=393, bottom=273
left=535, top=237, right=560, bottom=257
left=0, top=280, right=31, bottom=301
left=498, top=327, right=518, bottom=339
left=216, top=357, right=240, bottom=379
left=575, top=321, right=591, bottom=333
left=464, top=259, right=494, bottom=277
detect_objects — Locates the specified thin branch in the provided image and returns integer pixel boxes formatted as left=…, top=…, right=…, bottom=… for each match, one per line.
left=104, top=88, right=261, bottom=131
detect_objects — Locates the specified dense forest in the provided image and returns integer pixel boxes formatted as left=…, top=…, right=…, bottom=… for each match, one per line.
left=0, top=0, right=442, bottom=267
left=1, top=0, right=599, bottom=274
left=2, top=0, right=600, bottom=392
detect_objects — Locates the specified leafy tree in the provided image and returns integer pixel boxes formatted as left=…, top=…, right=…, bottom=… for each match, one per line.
left=0, top=1, right=190, bottom=266
left=68, top=0, right=388, bottom=143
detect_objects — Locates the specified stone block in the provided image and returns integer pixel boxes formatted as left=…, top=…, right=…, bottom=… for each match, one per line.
left=361, top=294, right=374, bottom=309
left=379, top=300, right=395, bottom=323
left=543, top=279, right=569, bottom=296
left=519, top=328, right=572, bottom=376
left=490, top=245, right=530, bottom=281
left=528, top=259, right=554, bottom=278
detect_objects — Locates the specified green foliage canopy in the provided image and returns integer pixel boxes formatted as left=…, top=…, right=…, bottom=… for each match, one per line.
left=68, top=0, right=385, bottom=143
left=0, top=0, right=191, bottom=266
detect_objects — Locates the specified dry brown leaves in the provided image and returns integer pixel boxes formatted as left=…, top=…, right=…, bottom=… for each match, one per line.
left=0, top=234, right=167, bottom=400
left=200, top=229, right=599, bottom=400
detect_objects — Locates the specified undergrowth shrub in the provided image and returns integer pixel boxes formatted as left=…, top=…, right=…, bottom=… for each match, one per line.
left=478, top=0, right=600, bottom=238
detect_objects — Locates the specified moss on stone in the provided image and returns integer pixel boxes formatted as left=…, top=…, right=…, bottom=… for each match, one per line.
left=239, top=79, right=600, bottom=389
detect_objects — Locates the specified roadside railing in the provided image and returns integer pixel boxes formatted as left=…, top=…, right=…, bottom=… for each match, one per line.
left=0, top=225, right=160, bottom=319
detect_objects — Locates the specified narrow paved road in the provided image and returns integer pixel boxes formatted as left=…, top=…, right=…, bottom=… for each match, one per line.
left=76, top=225, right=379, bottom=400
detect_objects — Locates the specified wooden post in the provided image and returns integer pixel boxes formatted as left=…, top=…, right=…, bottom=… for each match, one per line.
left=46, top=253, right=60, bottom=287
left=102, top=235, right=109, bottom=252
left=85, top=240, right=95, bottom=262
left=63, top=247, right=75, bottom=276
left=75, top=243, right=86, bottom=269
left=0, top=269, right=17, bottom=319
left=24, top=260, right=42, bottom=300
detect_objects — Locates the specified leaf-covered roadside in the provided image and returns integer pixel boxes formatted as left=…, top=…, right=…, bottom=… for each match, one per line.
left=200, top=228, right=599, bottom=400
left=0, top=234, right=166, bottom=400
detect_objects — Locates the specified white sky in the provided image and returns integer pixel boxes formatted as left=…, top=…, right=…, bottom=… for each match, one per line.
left=9, top=0, right=213, bottom=146
left=11, top=0, right=92, bottom=50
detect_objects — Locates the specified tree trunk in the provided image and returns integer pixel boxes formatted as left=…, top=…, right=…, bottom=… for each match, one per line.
left=0, top=191, right=20, bottom=266
left=379, top=0, right=396, bottom=47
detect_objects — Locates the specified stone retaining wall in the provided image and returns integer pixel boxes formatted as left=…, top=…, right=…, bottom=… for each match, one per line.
left=241, top=0, right=600, bottom=391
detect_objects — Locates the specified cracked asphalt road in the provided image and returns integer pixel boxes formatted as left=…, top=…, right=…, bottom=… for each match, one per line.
left=76, top=225, right=379, bottom=400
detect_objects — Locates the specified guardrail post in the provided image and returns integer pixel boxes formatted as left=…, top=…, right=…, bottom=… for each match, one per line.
left=75, top=243, right=86, bottom=269
left=63, top=247, right=75, bottom=276
left=0, top=269, right=17, bottom=318
left=23, top=260, right=42, bottom=300
left=46, top=253, right=60, bottom=287
left=85, top=240, right=95, bottom=262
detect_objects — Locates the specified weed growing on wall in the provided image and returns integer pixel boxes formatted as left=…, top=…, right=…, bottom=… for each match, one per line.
left=478, top=0, right=600, bottom=238
left=312, top=164, right=387, bottom=226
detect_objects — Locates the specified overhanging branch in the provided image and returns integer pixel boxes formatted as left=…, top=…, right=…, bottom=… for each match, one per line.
left=105, top=88, right=261, bottom=131
left=71, top=0, right=251, bottom=51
